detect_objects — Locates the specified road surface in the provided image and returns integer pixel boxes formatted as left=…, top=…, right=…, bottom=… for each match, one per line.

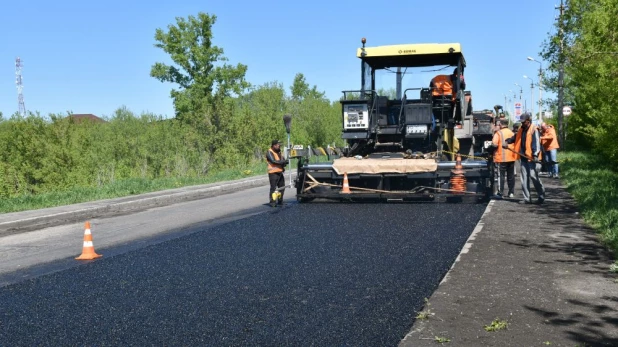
left=0, top=184, right=486, bottom=345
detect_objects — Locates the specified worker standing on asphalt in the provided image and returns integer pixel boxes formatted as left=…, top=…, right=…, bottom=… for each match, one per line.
left=491, top=118, right=517, bottom=198
left=512, top=122, right=521, bottom=177
left=266, top=140, right=288, bottom=207
left=540, top=122, right=560, bottom=178
left=505, top=113, right=545, bottom=204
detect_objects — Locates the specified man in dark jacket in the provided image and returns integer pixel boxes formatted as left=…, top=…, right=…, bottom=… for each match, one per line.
left=266, top=140, right=289, bottom=207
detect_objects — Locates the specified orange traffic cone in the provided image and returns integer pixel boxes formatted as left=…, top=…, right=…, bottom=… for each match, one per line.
left=341, top=172, right=351, bottom=194
left=75, top=221, right=102, bottom=260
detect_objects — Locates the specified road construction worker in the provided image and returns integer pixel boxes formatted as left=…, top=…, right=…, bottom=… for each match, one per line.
left=491, top=118, right=517, bottom=198
left=512, top=122, right=522, bottom=177
left=431, top=68, right=464, bottom=159
left=266, top=139, right=288, bottom=207
left=505, top=113, right=545, bottom=204
left=429, top=68, right=466, bottom=99
left=540, top=122, right=560, bottom=178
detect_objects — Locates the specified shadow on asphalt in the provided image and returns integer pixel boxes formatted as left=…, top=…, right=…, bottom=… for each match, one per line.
left=523, top=303, right=618, bottom=346
left=501, top=181, right=618, bottom=346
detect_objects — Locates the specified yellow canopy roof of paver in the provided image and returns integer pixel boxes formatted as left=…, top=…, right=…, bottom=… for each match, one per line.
left=356, top=43, right=465, bottom=69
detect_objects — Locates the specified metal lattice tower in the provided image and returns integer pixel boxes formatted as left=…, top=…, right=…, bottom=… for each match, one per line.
left=15, top=57, right=26, bottom=117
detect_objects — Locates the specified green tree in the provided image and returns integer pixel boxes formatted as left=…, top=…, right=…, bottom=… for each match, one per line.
left=290, top=73, right=326, bottom=101
left=377, top=88, right=397, bottom=99
left=541, top=0, right=618, bottom=162
left=291, top=73, right=310, bottom=100
left=150, top=12, right=250, bottom=124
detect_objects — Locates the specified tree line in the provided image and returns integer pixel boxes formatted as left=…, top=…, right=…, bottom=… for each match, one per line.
left=3, top=2, right=616, bottom=198
left=541, top=0, right=618, bottom=165
left=0, top=12, right=344, bottom=198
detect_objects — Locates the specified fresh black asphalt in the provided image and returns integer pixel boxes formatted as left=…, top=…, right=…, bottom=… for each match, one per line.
left=0, top=202, right=486, bottom=346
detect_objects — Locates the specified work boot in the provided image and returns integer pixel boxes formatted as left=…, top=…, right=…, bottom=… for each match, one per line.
left=270, top=201, right=277, bottom=207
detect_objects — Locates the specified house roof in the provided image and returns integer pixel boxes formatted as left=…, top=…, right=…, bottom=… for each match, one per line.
left=68, top=114, right=106, bottom=123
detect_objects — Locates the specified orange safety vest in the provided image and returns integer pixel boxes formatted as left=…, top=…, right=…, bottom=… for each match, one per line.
left=540, top=126, right=560, bottom=151
left=430, top=75, right=454, bottom=98
left=513, top=125, right=542, bottom=161
left=266, top=148, right=284, bottom=174
left=492, top=128, right=517, bottom=163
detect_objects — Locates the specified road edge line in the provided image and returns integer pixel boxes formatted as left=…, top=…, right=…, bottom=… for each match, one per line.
left=440, top=199, right=494, bottom=285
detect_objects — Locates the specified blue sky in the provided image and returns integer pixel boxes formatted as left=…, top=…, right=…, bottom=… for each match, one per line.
left=0, top=0, right=559, bottom=119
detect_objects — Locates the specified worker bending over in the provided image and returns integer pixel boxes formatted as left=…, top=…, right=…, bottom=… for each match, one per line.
left=540, top=122, right=560, bottom=178
left=492, top=119, right=517, bottom=198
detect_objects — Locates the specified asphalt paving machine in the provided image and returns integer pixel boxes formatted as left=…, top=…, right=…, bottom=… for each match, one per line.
left=294, top=39, right=493, bottom=203
left=470, top=105, right=504, bottom=156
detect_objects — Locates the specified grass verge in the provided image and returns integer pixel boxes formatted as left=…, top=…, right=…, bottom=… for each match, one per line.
left=560, top=151, right=618, bottom=257
left=0, top=155, right=329, bottom=214
left=0, top=160, right=274, bottom=213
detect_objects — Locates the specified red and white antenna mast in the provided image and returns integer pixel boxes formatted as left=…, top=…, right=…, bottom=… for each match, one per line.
left=15, top=57, right=26, bottom=117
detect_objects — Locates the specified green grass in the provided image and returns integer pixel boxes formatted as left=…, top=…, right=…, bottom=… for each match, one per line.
left=560, top=151, right=618, bottom=257
left=483, top=318, right=508, bottom=332
left=0, top=155, right=329, bottom=214
left=0, top=161, right=274, bottom=213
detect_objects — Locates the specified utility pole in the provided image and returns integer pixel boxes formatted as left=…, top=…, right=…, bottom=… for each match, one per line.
left=524, top=76, right=535, bottom=121
left=503, top=94, right=507, bottom=114
left=556, top=0, right=566, bottom=147
left=531, top=83, right=534, bottom=121
left=510, top=90, right=516, bottom=121
left=15, top=57, right=26, bottom=117
left=527, top=57, right=543, bottom=122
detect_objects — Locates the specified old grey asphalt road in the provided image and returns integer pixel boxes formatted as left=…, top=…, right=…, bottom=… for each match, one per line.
left=0, top=183, right=285, bottom=287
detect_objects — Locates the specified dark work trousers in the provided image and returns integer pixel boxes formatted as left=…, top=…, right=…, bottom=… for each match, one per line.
left=520, top=159, right=545, bottom=202
left=495, top=161, right=515, bottom=196
left=268, top=172, right=285, bottom=204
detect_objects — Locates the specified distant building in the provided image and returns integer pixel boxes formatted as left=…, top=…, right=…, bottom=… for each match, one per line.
left=68, top=114, right=106, bottom=123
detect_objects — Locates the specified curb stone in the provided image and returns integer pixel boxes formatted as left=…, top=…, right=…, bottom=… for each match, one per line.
left=0, top=173, right=297, bottom=236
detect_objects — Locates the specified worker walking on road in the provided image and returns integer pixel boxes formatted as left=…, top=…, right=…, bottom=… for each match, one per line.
left=492, top=119, right=517, bottom=198
left=540, top=122, right=560, bottom=178
left=266, top=140, right=289, bottom=207
left=505, top=113, right=545, bottom=204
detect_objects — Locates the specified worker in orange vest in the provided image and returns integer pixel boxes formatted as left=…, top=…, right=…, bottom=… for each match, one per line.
left=429, top=68, right=466, bottom=100
left=505, top=113, right=545, bottom=204
left=540, top=122, right=560, bottom=178
left=266, top=139, right=289, bottom=207
left=512, top=122, right=522, bottom=177
left=491, top=119, right=518, bottom=198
